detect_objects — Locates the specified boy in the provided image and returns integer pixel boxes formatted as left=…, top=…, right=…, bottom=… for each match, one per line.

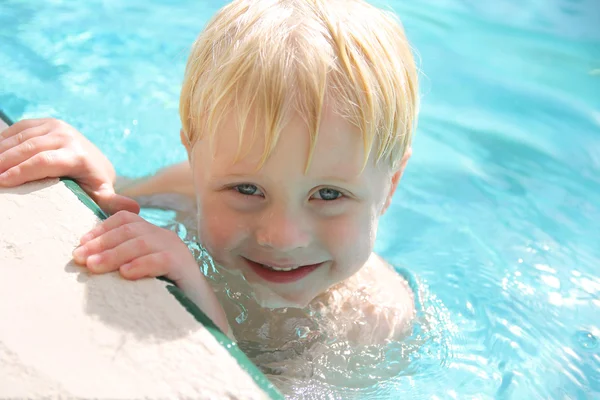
left=0, top=0, right=418, bottom=376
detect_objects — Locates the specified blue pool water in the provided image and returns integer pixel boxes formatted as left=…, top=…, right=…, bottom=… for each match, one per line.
left=1, top=0, right=599, bottom=398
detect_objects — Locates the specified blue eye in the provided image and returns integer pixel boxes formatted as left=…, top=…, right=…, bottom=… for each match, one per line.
left=234, top=184, right=263, bottom=196
left=313, top=188, right=343, bottom=201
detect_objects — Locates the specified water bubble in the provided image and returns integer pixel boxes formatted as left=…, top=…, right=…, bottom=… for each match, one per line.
left=574, top=330, right=598, bottom=350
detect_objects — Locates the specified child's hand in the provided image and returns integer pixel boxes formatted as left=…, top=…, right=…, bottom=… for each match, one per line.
left=0, top=118, right=139, bottom=215
left=73, top=210, right=195, bottom=282
left=72, top=210, right=229, bottom=334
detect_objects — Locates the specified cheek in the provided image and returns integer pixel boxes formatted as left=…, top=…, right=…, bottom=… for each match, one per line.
left=197, top=196, right=244, bottom=257
left=321, top=209, right=378, bottom=270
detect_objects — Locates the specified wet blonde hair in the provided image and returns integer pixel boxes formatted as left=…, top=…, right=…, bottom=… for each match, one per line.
left=179, top=0, right=418, bottom=170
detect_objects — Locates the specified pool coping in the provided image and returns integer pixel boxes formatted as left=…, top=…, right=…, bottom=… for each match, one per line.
left=0, top=111, right=283, bottom=400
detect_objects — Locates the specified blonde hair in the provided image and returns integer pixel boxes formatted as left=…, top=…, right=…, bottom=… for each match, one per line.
left=179, top=0, right=419, bottom=170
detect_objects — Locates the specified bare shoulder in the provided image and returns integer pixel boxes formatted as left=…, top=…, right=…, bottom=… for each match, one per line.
left=361, top=253, right=416, bottom=323
left=367, top=254, right=416, bottom=341
left=322, top=253, right=416, bottom=344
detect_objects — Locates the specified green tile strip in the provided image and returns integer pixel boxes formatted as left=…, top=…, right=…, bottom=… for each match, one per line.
left=60, top=178, right=109, bottom=220
left=0, top=110, right=283, bottom=400
left=0, top=109, right=13, bottom=126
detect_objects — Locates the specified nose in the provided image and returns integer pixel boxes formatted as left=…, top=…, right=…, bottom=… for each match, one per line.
left=255, top=206, right=311, bottom=251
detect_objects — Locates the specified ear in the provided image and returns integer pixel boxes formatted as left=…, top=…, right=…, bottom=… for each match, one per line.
left=180, top=129, right=191, bottom=154
left=181, top=129, right=195, bottom=166
left=381, top=147, right=412, bottom=215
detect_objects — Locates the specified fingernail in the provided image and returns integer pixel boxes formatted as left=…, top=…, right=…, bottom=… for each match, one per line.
left=87, top=254, right=100, bottom=267
left=121, top=263, right=132, bottom=272
left=80, top=233, right=93, bottom=244
left=72, top=246, right=87, bottom=262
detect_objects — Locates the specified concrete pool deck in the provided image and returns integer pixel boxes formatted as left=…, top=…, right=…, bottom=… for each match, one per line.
left=0, top=116, right=281, bottom=399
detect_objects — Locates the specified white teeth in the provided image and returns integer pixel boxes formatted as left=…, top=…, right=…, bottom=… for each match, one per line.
left=262, top=264, right=302, bottom=272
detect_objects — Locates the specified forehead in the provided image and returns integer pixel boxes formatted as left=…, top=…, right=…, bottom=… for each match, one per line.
left=196, top=106, right=375, bottom=179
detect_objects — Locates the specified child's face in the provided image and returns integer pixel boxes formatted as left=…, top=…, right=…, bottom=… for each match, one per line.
left=186, top=106, right=408, bottom=308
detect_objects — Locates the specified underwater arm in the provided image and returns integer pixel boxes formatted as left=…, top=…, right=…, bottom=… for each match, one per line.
left=115, top=161, right=195, bottom=199
left=175, top=266, right=235, bottom=341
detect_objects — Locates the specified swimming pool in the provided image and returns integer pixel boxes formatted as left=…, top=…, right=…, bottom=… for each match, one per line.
left=1, top=0, right=599, bottom=398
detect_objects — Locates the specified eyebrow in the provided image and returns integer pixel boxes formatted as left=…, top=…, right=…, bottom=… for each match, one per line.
left=315, top=176, right=363, bottom=185
left=215, top=172, right=259, bottom=180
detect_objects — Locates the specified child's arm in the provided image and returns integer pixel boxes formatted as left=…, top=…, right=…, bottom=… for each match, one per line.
left=176, top=268, right=236, bottom=341
left=0, top=118, right=139, bottom=215
left=73, top=209, right=230, bottom=336
left=115, top=161, right=196, bottom=199
left=0, top=118, right=195, bottom=209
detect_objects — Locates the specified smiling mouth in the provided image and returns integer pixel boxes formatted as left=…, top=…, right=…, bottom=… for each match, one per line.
left=242, top=257, right=324, bottom=284
left=261, top=264, right=304, bottom=272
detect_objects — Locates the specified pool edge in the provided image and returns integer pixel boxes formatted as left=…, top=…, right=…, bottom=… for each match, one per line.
left=0, top=111, right=283, bottom=400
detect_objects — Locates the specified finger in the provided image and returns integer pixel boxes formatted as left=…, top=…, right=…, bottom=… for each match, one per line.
left=95, top=191, right=141, bottom=216
left=73, top=221, right=147, bottom=264
left=0, top=134, right=63, bottom=174
left=0, top=124, right=50, bottom=154
left=79, top=210, right=142, bottom=245
left=120, top=252, right=172, bottom=280
left=0, top=118, right=49, bottom=141
left=0, top=148, right=74, bottom=186
left=86, top=235, right=155, bottom=274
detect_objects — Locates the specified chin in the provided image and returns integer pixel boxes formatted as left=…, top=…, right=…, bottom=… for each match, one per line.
left=250, top=284, right=315, bottom=309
